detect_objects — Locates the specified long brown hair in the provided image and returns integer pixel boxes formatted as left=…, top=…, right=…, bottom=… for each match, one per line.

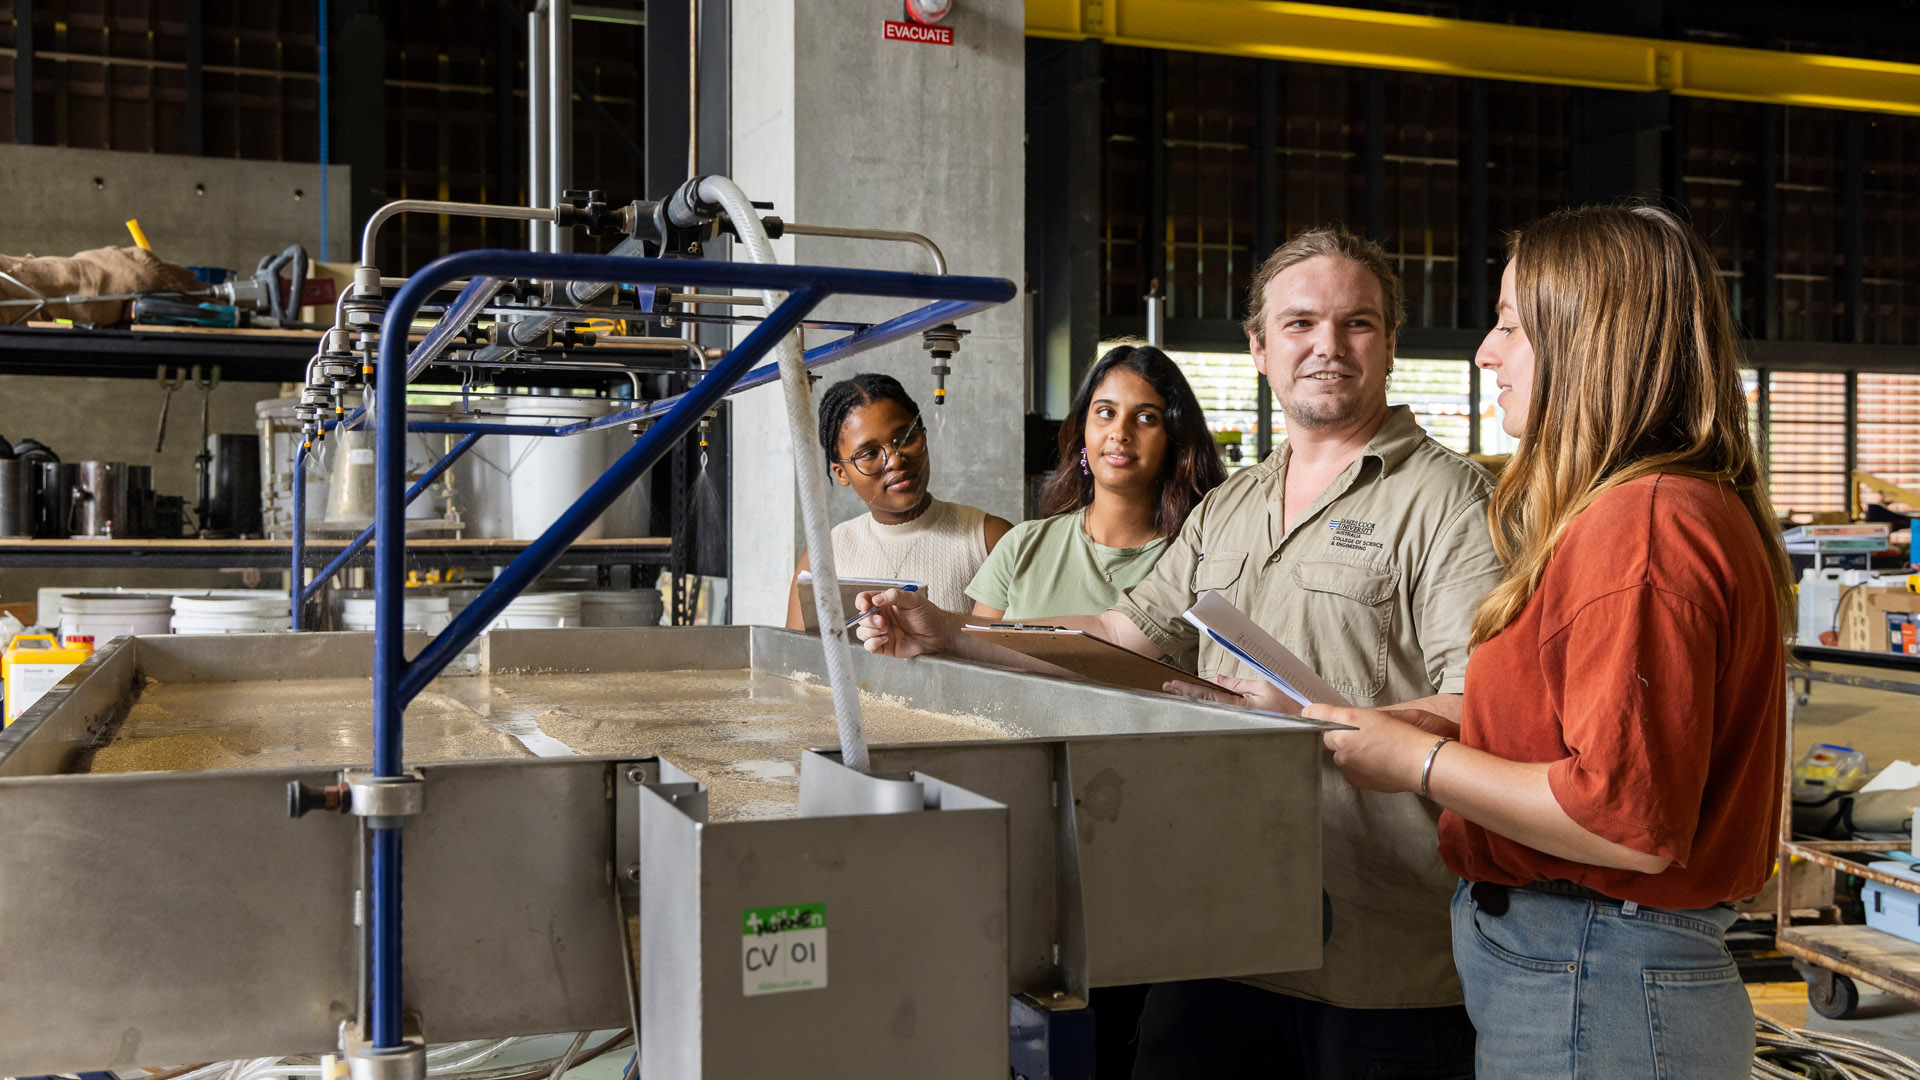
left=1469, top=205, right=1795, bottom=646
left=1037, top=344, right=1226, bottom=537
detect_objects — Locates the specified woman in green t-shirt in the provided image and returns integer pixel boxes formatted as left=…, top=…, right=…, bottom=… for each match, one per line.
left=968, top=343, right=1226, bottom=620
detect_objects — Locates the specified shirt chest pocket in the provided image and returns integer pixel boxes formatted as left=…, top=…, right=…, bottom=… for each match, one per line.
left=1289, top=558, right=1401, bottom=700
left=1191, top=550, right=1249, bottom=599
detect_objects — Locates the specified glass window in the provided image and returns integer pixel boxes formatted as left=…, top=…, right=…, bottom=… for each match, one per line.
left=1387, top=358, right=1474, bottom=454
left=1856, top=373, right=1920, bottom=513
left=1767, top=372, right=1849, bottom=517
left=1120, top=344, right=1485, bottom=467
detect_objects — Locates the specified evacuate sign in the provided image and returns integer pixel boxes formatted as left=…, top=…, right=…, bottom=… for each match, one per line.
left=884, top=19, right=953, bottom=45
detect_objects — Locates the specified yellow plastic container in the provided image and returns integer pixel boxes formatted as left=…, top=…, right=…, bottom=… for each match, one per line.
left=3, top=634, right=93, bottom=727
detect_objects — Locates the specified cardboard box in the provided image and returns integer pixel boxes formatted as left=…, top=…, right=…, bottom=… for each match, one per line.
left=1838, top=587, right=1920, bottom=652
left=1735, top=856, right=1835, bottom=915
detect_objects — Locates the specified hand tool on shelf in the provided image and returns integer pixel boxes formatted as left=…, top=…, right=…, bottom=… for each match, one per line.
left=154, top=365, right=188, bottom=453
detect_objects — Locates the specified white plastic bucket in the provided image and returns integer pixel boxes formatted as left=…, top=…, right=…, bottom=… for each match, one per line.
left=443, top=585, right=486, bottom=618
left=168, top=593, right=290, bottom=635
left=170, top=613, right=288, bottom=634
left=455, top=394, right=650, bottom=540
left=172, top=594, right=291, bottom=617
left=59, top=592, right=174, bottom=648
left=579, top=588, right=664, bottom=628
left=488, top=591, right=583, bottom=630
left=342, top=594, right=453, bottom=634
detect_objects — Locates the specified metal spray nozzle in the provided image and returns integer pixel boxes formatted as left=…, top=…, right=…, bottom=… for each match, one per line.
left=922, top=323, right=964, bottom=406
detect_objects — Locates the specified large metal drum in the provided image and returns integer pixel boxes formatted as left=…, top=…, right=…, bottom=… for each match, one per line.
left=0, top=458, right=32, bottom=538
left=65, top=461, right=129, bottom=539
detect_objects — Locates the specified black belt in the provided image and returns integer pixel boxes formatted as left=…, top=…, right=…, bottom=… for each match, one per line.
left=1470, top=879, right=1618, bottom=917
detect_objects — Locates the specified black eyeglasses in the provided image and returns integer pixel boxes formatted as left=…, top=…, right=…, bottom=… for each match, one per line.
left=836, top=415, right=927, bottom=476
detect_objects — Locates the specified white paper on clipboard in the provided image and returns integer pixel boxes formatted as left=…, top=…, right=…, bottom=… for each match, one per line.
left=1181, top=591, right=1351, bottom=708
left=795, top=571, right=924, bottom=632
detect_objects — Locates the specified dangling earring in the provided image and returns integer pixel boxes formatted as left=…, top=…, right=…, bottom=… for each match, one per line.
left=1080, top=447, right=1090, bottom=475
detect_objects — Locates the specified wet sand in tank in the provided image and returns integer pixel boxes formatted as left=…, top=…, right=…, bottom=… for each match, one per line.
left=81, top=677, right=533, bottom=773
left=489, top=669, right=1026, bottom=819
left=79, top=669, right=1025, bottom=820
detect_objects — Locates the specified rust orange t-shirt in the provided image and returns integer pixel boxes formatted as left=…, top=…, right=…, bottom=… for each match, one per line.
left=1438, top=473, right=1785, bottom=910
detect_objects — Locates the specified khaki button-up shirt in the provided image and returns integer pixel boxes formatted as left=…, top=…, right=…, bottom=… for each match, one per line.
left=1116, top=404, right=1504, bottom=1008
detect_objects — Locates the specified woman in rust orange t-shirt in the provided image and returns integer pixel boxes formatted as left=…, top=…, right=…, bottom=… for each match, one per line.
left=1307, top=205, right=1793, bottom=1080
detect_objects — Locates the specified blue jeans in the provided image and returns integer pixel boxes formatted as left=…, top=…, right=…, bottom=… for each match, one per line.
left=1452, top=879, right=1752, bottom=1080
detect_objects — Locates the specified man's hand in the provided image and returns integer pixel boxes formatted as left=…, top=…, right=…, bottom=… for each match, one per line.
left=1164, top=674, right=1303, bottom=714
left=852, top=588, right=954, bottom=658
left=1308, top=704, right=1446, bottom=793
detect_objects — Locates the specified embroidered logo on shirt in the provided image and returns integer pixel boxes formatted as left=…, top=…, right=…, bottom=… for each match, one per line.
left=1328, top=518, right=1384, bottom=552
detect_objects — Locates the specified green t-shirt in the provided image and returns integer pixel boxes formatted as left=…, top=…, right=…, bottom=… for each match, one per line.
left=965, top=508, right=1169, bottom=621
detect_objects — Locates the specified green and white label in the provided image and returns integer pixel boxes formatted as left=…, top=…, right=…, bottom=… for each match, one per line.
left=741, top=902, right=827, bottom=996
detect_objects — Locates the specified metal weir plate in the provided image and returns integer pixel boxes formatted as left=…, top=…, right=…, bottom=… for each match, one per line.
left=640, top=753, right=1009, bottom=1079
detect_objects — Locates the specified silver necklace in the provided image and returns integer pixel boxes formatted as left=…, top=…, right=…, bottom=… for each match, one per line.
left=873, top=503, right=940, bottom=578
left=1081, top=513, right=1145, bottom=583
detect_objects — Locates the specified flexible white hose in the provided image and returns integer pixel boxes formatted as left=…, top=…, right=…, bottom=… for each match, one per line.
left=426, top=1038, right=520, bottom=1074
left=228, top=1037, right=525, bottom=1080
left=426, top=1042, right=490, bottom=1061
left=698, top=175, right=870, bottom=772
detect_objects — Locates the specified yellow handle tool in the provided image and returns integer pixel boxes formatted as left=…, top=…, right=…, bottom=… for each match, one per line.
left=126, top=219, right=152, bottom=250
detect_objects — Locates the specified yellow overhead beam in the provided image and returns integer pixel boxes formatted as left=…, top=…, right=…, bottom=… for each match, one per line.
left=1026, top=0, right=1920, bottom=118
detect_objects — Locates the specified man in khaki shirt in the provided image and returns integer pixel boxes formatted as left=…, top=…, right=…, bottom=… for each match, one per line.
left=857, top=228, right=1502, bottom=1078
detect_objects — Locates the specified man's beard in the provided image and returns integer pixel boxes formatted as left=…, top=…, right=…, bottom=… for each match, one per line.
left=1279, top=374, right=1376, bottom=431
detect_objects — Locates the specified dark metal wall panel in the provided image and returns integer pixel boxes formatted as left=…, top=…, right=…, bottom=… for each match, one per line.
left=1863, top=114, right=1920, bottom=346
left=0, top=1, right=644, bottom=273
left=1099, top=50, right=1549, bottom=339
left=1777, top=106, right=1847, bottom=344
left=1029, top=37, right=1103, bottom=416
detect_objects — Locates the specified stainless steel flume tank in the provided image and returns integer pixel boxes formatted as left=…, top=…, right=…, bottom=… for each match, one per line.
left=0, top=627, right=1331, bottom=1075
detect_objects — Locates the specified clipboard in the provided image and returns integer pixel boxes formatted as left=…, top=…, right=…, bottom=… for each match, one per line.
left=796, top=572, right=924, bottom=632
left=961, top=623, right=1218, bottom=697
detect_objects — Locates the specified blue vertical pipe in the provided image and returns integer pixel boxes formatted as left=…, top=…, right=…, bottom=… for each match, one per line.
left=317, top=0, right=330, bottom=262
left=370, top=307, right=405, bottom=1046
left=369, top=827, right=399, bottom=1045
left=291, top=442, right=310, bottom=630
left=299, top=432, right=483, bottom=607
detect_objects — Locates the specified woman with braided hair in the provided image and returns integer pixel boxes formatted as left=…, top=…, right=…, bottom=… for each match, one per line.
left=785, top=373, right=1012, bottom=629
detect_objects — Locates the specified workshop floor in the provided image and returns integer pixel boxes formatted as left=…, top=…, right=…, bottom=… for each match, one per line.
left=1748, top=661, right=1920, bottom=1050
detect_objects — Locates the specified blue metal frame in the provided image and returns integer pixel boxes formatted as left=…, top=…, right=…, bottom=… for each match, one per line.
left=358, top=248, right=1012, bottom=1049
left=290, top=274, right=988, bottom=628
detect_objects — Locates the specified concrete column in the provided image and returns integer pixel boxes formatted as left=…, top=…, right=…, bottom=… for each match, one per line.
left=728, top=0, right=1026, bottom=626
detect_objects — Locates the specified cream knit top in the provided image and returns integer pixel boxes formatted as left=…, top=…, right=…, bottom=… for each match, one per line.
left=828, top=497, right=991, bottom=614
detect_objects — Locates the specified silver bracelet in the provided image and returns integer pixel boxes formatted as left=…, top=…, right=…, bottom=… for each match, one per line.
left=1420, top=736, right=1455, bottom=799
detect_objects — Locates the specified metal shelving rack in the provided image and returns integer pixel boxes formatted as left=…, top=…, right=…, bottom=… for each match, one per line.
left=1775, top=647, right=1920, bottom=1019
left=0, top=536, right=668, bottom=572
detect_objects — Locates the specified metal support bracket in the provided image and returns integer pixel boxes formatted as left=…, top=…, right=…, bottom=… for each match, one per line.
left=612, top=759, right=659, bottom=897
left=347, top=769, right=426, bottom=826
left=340, top=1016, right=426, bottom=1080
left=1008, top=992, right=1094, bottom=1080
